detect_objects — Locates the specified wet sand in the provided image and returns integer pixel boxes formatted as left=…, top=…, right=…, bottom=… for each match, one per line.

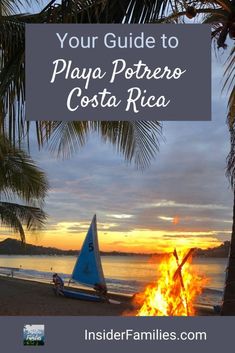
left=0, top=276, right=215, bottom=316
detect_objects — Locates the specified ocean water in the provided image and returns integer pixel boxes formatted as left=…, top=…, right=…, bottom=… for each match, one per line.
left=0, top=255, right=227, bottom=306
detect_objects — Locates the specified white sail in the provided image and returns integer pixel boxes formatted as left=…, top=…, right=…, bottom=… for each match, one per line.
left=71, top=215, right=106, bottom=289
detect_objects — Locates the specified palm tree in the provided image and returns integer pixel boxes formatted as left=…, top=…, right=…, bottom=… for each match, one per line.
left=0, top=1, right=163, bottom=247
left=0, top=134, right=48, bottom=243
left=0, top=0, right=163, bottom=169
left=1, top=0, right=235, bottom=313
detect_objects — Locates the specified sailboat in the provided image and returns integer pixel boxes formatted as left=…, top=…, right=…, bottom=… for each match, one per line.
left=62, top=215, right=107, bottom=302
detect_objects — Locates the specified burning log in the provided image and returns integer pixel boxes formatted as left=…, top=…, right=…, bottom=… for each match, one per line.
left=133, top=248, right=205, bottom=316
left=173, top=248, right=195, bottom=281
left=173, top=248, right=195, bottom=316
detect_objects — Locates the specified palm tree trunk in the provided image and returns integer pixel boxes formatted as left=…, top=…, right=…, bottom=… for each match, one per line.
left=221, top=188, right=235, bottom=315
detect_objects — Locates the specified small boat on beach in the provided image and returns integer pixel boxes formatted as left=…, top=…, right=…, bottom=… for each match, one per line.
left=62, top=214, right=108, bottom=302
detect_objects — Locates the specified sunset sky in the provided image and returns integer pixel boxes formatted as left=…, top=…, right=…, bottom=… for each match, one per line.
left=0, top=53, right=232, bottom=253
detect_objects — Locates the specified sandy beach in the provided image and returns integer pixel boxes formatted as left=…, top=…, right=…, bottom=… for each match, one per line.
left=0, top=276, right=216, bottom=316
left=0, top=276, right=131, bottom=316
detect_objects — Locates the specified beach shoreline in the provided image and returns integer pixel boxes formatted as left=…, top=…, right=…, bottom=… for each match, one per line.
left=0, top=276, right=216, bottom=316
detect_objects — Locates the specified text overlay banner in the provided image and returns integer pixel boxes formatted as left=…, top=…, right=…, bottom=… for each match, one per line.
left=26, top=24, right=211, bottom=121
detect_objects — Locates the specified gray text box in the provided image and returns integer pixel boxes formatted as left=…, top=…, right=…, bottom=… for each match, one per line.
left=0, top=316, right=234, bottom=353
left=26, top=24, right=211, bottom=121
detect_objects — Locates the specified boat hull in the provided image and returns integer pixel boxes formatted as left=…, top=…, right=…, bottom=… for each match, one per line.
left=62, top=289, right=103, bottom=302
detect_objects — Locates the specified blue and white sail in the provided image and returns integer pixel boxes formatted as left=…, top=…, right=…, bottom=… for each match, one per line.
left=71, top=215, right=106, bottom=289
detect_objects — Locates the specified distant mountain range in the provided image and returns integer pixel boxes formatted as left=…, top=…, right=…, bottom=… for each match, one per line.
left=194, top=241, right=230, bottom=258
left=0, top=238, right=78, bottom=255
left=0, top=238, right=230, bottom=257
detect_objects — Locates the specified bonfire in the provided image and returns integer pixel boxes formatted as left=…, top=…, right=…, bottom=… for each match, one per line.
left=134, top=248, right=206, bottom=316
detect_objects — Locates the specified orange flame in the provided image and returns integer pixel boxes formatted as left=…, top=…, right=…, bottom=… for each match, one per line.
left=134, top=248, right=206, bottom=316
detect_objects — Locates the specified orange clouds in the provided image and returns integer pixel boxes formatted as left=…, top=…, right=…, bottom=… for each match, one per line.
left=173, top=215, right=180, bottom=225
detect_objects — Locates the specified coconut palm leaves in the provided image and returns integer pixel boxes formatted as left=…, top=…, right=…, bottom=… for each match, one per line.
left=0, top=135, right=48, bottom=242
left=0, top=1, right=166, bottom=169
left=92, top=121, right=161, bottom=168
left=156, top=1, right=235, bottom=48
left=202, top=1, right=235, bottom=49
left=40, top=121, right=161, bottom=169
left=38, top=0, right=170, bottom=24
left=0, top=202, right=46, bottom=243
left=0, top=1, right=38, bottom=16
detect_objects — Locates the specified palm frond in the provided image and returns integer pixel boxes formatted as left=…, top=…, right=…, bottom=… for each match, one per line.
left=0, top=15, right=26, bottom=141
left=0, top=1, right=42, bottom=16
left=46, top=121, right=90, bottom=157
left=203, top=9, right=228, bottom=24
left=214, top=0, right=233, bottom=13
left=92, top=121, right=162, bottom=169
left=0, top=135, right=49, bottom=203
left=44, top=120, right=162, bottom=168
left=0, top=0, right=166, bottom=169
left=39, top=0, right=170, bottom=24
left=0, top=201, right=47, bottom=243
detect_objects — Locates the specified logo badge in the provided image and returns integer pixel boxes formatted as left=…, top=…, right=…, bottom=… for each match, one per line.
left=23, top=325, right=45, bottom=346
